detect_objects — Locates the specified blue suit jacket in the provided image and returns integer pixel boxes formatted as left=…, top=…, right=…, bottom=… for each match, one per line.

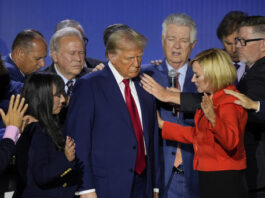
left=19, top=122, right=78, bottom=198
left=66, top=65, right=161, bottom=198
left=2, top=55, right=25, bottom=83
left=142, top=60, right=200, bottom=198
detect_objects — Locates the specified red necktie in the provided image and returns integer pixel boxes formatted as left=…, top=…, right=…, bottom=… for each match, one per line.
left=123, top=79, right=146, bottom=174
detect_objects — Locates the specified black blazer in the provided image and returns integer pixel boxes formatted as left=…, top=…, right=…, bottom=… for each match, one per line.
left=86, top=57, right=103, bottom=69
left=237, top=56, right=265, bottom=190
left=0, top=138, right=15, bottom=174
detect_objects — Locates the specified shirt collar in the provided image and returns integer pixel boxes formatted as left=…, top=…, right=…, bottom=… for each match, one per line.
left=54, top=64, right=76, bottom=85
left=108, top=61, right=126, bottom=85
left=165, top=60, right=188, bottom=77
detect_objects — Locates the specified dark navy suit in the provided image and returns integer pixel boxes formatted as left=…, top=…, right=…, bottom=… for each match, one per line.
left=17, top=122, right=78, bottom=198
left=66, top=64, right=161, bottom=198
left=2, top=55, right=25, bottom=83
left=0, top=138, right=15, bottom=174
left=142, top=60, right=200, bottom=198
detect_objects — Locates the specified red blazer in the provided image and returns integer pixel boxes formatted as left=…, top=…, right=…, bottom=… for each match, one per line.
left=162, top=85, right=248, bottom=171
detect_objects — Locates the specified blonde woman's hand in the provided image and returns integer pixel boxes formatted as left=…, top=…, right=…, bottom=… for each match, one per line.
left=201, top=93, right=216, bottom=127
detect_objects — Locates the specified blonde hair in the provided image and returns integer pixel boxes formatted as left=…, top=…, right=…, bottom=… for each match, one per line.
left=191, top=48, right=236, bottom=92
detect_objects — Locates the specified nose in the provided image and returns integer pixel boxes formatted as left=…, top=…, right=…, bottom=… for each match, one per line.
left=232, top=43, right=237, bottom=53
left=173, top=40, right=181, bottom=48
left=191, top=74, right=196, bottom=83
left=60, top=94, right=66, bottom=104
left=133, top=56, right=141, bottom=67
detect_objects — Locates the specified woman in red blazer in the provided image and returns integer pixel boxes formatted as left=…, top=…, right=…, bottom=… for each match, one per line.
left=158, top=49, right=248, bottom=198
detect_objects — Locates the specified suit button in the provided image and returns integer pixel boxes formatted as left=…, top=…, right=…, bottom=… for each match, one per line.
left=130, top=168, right=134, bottom=172
left=171, top=152, right=176, bottom=155
left=133, top=146, right=136, bottom=150
left=62, top=182, right=67, bottom=188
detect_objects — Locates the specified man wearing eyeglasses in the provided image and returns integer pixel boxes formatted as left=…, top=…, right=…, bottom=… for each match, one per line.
left=235, top=15, right=265, bottom=198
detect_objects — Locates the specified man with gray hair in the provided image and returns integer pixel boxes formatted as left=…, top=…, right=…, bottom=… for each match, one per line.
left=45, top=27, right=88, bottom=95
left=142, top=13, right=200, bottom=198
left=55, top=19, right=103, bottom=69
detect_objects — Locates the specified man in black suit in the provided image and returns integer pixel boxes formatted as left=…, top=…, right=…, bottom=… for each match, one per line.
left=235, top=16, right=265, bottom=198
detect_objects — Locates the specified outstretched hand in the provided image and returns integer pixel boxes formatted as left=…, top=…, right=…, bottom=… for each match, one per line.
left=140, top=73, right=179, bottom=103
left=0, top=95, right=28, bottom=131
left=224, top=89, right=259, bottom=111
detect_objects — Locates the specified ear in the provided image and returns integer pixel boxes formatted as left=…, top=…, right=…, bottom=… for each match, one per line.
left=161, top=35, right=165, bottom=48
left=108, top=52, right=117, bottom=65
left=191, top=39, right=197, bottom=50
left=16, top=47, right=25, bottom=61
left=52, top=51, right=58, bottom=63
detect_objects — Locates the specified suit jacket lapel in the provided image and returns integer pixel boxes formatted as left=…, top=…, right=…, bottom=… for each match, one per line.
left=103, top=65, right=135, bottom=131
left=133, top=76, right=151, bottom=146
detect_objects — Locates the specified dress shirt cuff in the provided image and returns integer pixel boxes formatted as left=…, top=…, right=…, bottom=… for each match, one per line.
left=153, top=188, right=159, bottom=193
left=255, top=101, right=260, bottom=113
left=75, top=189, right=96, bottom=195
left=3, top=126, right=20, bottom=143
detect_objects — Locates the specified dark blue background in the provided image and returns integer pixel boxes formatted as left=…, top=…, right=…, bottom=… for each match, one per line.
left=0, top=0, right=264, bottom=65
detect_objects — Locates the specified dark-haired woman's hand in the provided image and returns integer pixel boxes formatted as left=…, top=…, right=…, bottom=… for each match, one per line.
left=65, top=136, right=76, bottom=162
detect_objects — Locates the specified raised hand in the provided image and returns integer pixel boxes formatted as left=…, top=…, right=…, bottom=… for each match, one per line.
left=201, top=93, right=216, bottom=127
left=64, top=136, right=76, bottom=162
left=0, top=95, right=28, bottom=131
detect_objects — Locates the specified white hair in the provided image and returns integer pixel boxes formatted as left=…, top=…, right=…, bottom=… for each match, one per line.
left=162, top=13, right=197, bottom=43
left=49, top=27, right=84, bottom=57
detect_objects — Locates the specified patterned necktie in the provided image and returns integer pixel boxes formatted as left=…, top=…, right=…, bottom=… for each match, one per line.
left=66, top=80, right=74, bottom=96
left=123, top=79, right=146, bottom=174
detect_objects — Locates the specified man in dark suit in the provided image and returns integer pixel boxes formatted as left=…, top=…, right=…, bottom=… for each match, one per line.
left=217, top=11, right=248, bottom=83
left=2, top=29, right=47, bottom=83
left=142, top=13, right=199, bottom=198
left=66, top=28, right=161, bottom=198
left=45, top=27, right=89, bottom=95
left=235, top=16, right=265, bottom=198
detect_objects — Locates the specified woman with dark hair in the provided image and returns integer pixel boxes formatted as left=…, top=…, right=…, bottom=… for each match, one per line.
left=14, top=72, right=78, bottom=198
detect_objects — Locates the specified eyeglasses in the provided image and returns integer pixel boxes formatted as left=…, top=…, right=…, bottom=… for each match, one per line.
left=83, top=37, right=89, bottom=46
left=235, top=37, right=264, bottom=46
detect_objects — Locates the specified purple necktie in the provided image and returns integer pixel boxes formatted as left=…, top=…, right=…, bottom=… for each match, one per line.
left=66, top=80, right=74, bottom=96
